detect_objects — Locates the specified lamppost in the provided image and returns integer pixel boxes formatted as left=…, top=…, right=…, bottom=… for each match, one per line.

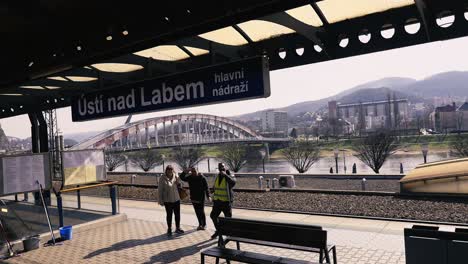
left=124, top=154, right=128, bottom=172
left=333, top=148, right=339, bottom=174
left=421, top=143, right=429, bottom=164
left=341, top=149, right=347, bottom=174
left=259, top=149, right=266, bottom=173
left=161, top=154, right=166, bottom=171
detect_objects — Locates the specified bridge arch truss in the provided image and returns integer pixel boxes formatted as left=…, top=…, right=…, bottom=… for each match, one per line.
left=72, top=114, right=261, bottom=150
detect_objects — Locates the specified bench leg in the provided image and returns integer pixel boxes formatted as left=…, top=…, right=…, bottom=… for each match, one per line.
left=332, top=246, right=337, bottom=264
left=324, top=250, right=331, bottom=264
left=215, top=257, right=219, bottom=264
left=201, top=254, right=205, bottom=264
left=236, top=241, right=240, bottom=250
left=319, top=249, right=324, bottom=263
left=226, top=260, right=231, bottom=264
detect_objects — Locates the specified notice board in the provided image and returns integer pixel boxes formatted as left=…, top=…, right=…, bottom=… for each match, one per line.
left=62, top=149, right=106, bottom=186
left=0, top=153, right=51, bottom=196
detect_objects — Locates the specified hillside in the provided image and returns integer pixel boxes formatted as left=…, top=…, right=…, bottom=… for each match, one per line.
left=338, top=87, right=424, bottom=104
left=64, top=131, right=102, bottom=143
left=234, top=72, right=468, bottom=121
left=394, top=71, right=468, bottom=99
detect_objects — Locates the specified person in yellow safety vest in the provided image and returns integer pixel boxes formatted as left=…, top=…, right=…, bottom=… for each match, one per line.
left=210, top=163, right=236, bottom=239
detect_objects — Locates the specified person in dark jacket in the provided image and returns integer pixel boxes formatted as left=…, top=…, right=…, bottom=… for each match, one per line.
left=180, top=167, right=211, bottom=230
left=210, top=163, right=236, bottom=239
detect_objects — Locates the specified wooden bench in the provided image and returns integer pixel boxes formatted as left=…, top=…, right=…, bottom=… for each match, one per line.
left=201, top=217, right=337, bottom=264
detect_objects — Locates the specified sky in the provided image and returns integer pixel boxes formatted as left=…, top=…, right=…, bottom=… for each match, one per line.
left=3, top=36, right=468, bottom=139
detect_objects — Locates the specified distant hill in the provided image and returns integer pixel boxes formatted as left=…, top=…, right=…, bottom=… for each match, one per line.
left=64, top=131, right=102, bottom=143
left=234, top=77, right=418, bottom=120
left=393, top=71, right=468, bottom=99
left=234, top=72, right=468, bottom=121
left=338, top=87, right=424, bottom=104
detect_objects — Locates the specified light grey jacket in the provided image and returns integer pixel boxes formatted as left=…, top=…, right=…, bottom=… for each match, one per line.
left=158, top=172, right=180, bottom=205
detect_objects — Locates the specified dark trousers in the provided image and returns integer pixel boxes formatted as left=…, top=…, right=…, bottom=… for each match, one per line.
left=192, top=202, right=206, bottom=227
left=210, top=201, right=232, bottom=230
left=164, top=201, right=181, bottom=230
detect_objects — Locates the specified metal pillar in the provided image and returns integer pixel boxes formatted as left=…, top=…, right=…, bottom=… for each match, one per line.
left=221, top=123, right=225, bottom=139
left=177, top=119, right=182, bottom=142
left=185, top=119, right=189, bottom=143
left=199, top=119, right=203, bottom=142
left=154, top=124, right=159, bottom=146
left=145, top=126, right=149, bottom=145
left=163, top=121, right=167, bottom=144
left=37, top=113, right=51, bottom=206
left=171, top=120, right=175, bottom=143
left=56, top=193, right=64, bottom=227
left=190, top=119, right=195, bottom=142
left=138, top=129, right=142, bottom=147
left=110, top=185, right=118, bottom=215
left=77, top=186, right=81, bottom=209
left=210, top=122, right=214, bottom=140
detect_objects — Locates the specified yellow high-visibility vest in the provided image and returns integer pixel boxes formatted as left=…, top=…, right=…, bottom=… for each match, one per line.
left=213, top=176, right=229, bottom=202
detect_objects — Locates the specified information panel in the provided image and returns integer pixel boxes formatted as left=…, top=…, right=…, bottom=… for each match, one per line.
left=0, top=153, right=51, bottom=196
left=62, top=149, right=106, bottom=186
left=71, top=56, right=270, bottom=121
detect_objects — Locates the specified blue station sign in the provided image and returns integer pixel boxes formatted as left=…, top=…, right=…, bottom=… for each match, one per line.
left=71, top=56, right=270, bottom=121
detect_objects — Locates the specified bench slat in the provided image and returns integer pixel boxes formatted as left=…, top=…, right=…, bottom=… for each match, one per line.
left=201, top=247, right=319, bottom=264
left=226, top=237, right=321, bottom=253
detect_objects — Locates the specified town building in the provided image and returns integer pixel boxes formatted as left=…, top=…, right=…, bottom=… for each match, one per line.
left=328, top=98, right=409, bottom=134
left=432, top=103, right=458, bottom=132
left=261, top=110, right=288, bottom=135
left=457, top=102, right=468, bottom=131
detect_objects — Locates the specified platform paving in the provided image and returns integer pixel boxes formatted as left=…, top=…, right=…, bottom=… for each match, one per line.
left=2, top=195, right=466, bottom=263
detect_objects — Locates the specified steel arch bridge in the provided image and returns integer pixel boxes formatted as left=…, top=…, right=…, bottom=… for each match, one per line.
left=71, top=114, right=268, bottom=150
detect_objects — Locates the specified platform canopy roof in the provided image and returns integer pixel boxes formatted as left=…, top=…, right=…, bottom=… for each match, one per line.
left=1, top=0, right=467, bottom=119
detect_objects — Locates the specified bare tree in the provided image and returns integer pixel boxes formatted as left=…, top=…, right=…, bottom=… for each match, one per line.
left=352, top=131, right=398, bottom=174
left=282, top=141, right=321, bottom=173
left=105, top=151, right=126, bottom=172
left=172, top=147, right=204, bottom=170
left=128, top=149, right=163, bottom=172
left=219, top=143, right=248, bottom=172
left=450, top=135, right=468, bottom=157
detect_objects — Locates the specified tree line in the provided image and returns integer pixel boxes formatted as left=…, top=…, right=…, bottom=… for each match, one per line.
left=105, top=132, right=468, bottom=174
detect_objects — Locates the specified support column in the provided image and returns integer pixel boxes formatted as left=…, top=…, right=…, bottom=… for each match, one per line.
left=34, top=113, right=51, bottom=206
left=154, top=124, right=159, bottom=146
left=171, top=120, right=175, bottom=143
left=191, top=119, right=195, bottom=143
left=28, top=113, right=40, bottom=153
left=198, top=122, right=202, bottom=142
left=163, top=121, right=167, bottom=144
left=185, top=119, right=189, bottom=143
left=210, top=122, right=214, bottom=140
left=145, top=126, right=149, bottom=146
left=178, top=119, right=182, bottom=143
left=221, top=123, right=225, bottom=140
left=136, top=130, right=141, bottom=147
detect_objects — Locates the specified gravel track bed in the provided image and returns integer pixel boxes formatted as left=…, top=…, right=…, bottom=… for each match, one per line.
left=108, top=174, right=400, bottom=192
left=81, top=186, right=468, bottom=224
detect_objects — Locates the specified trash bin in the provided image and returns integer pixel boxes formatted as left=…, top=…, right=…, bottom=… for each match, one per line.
left=23, top=235, right=40, bottom=252
left=59, top=226, right=73, bottom=240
